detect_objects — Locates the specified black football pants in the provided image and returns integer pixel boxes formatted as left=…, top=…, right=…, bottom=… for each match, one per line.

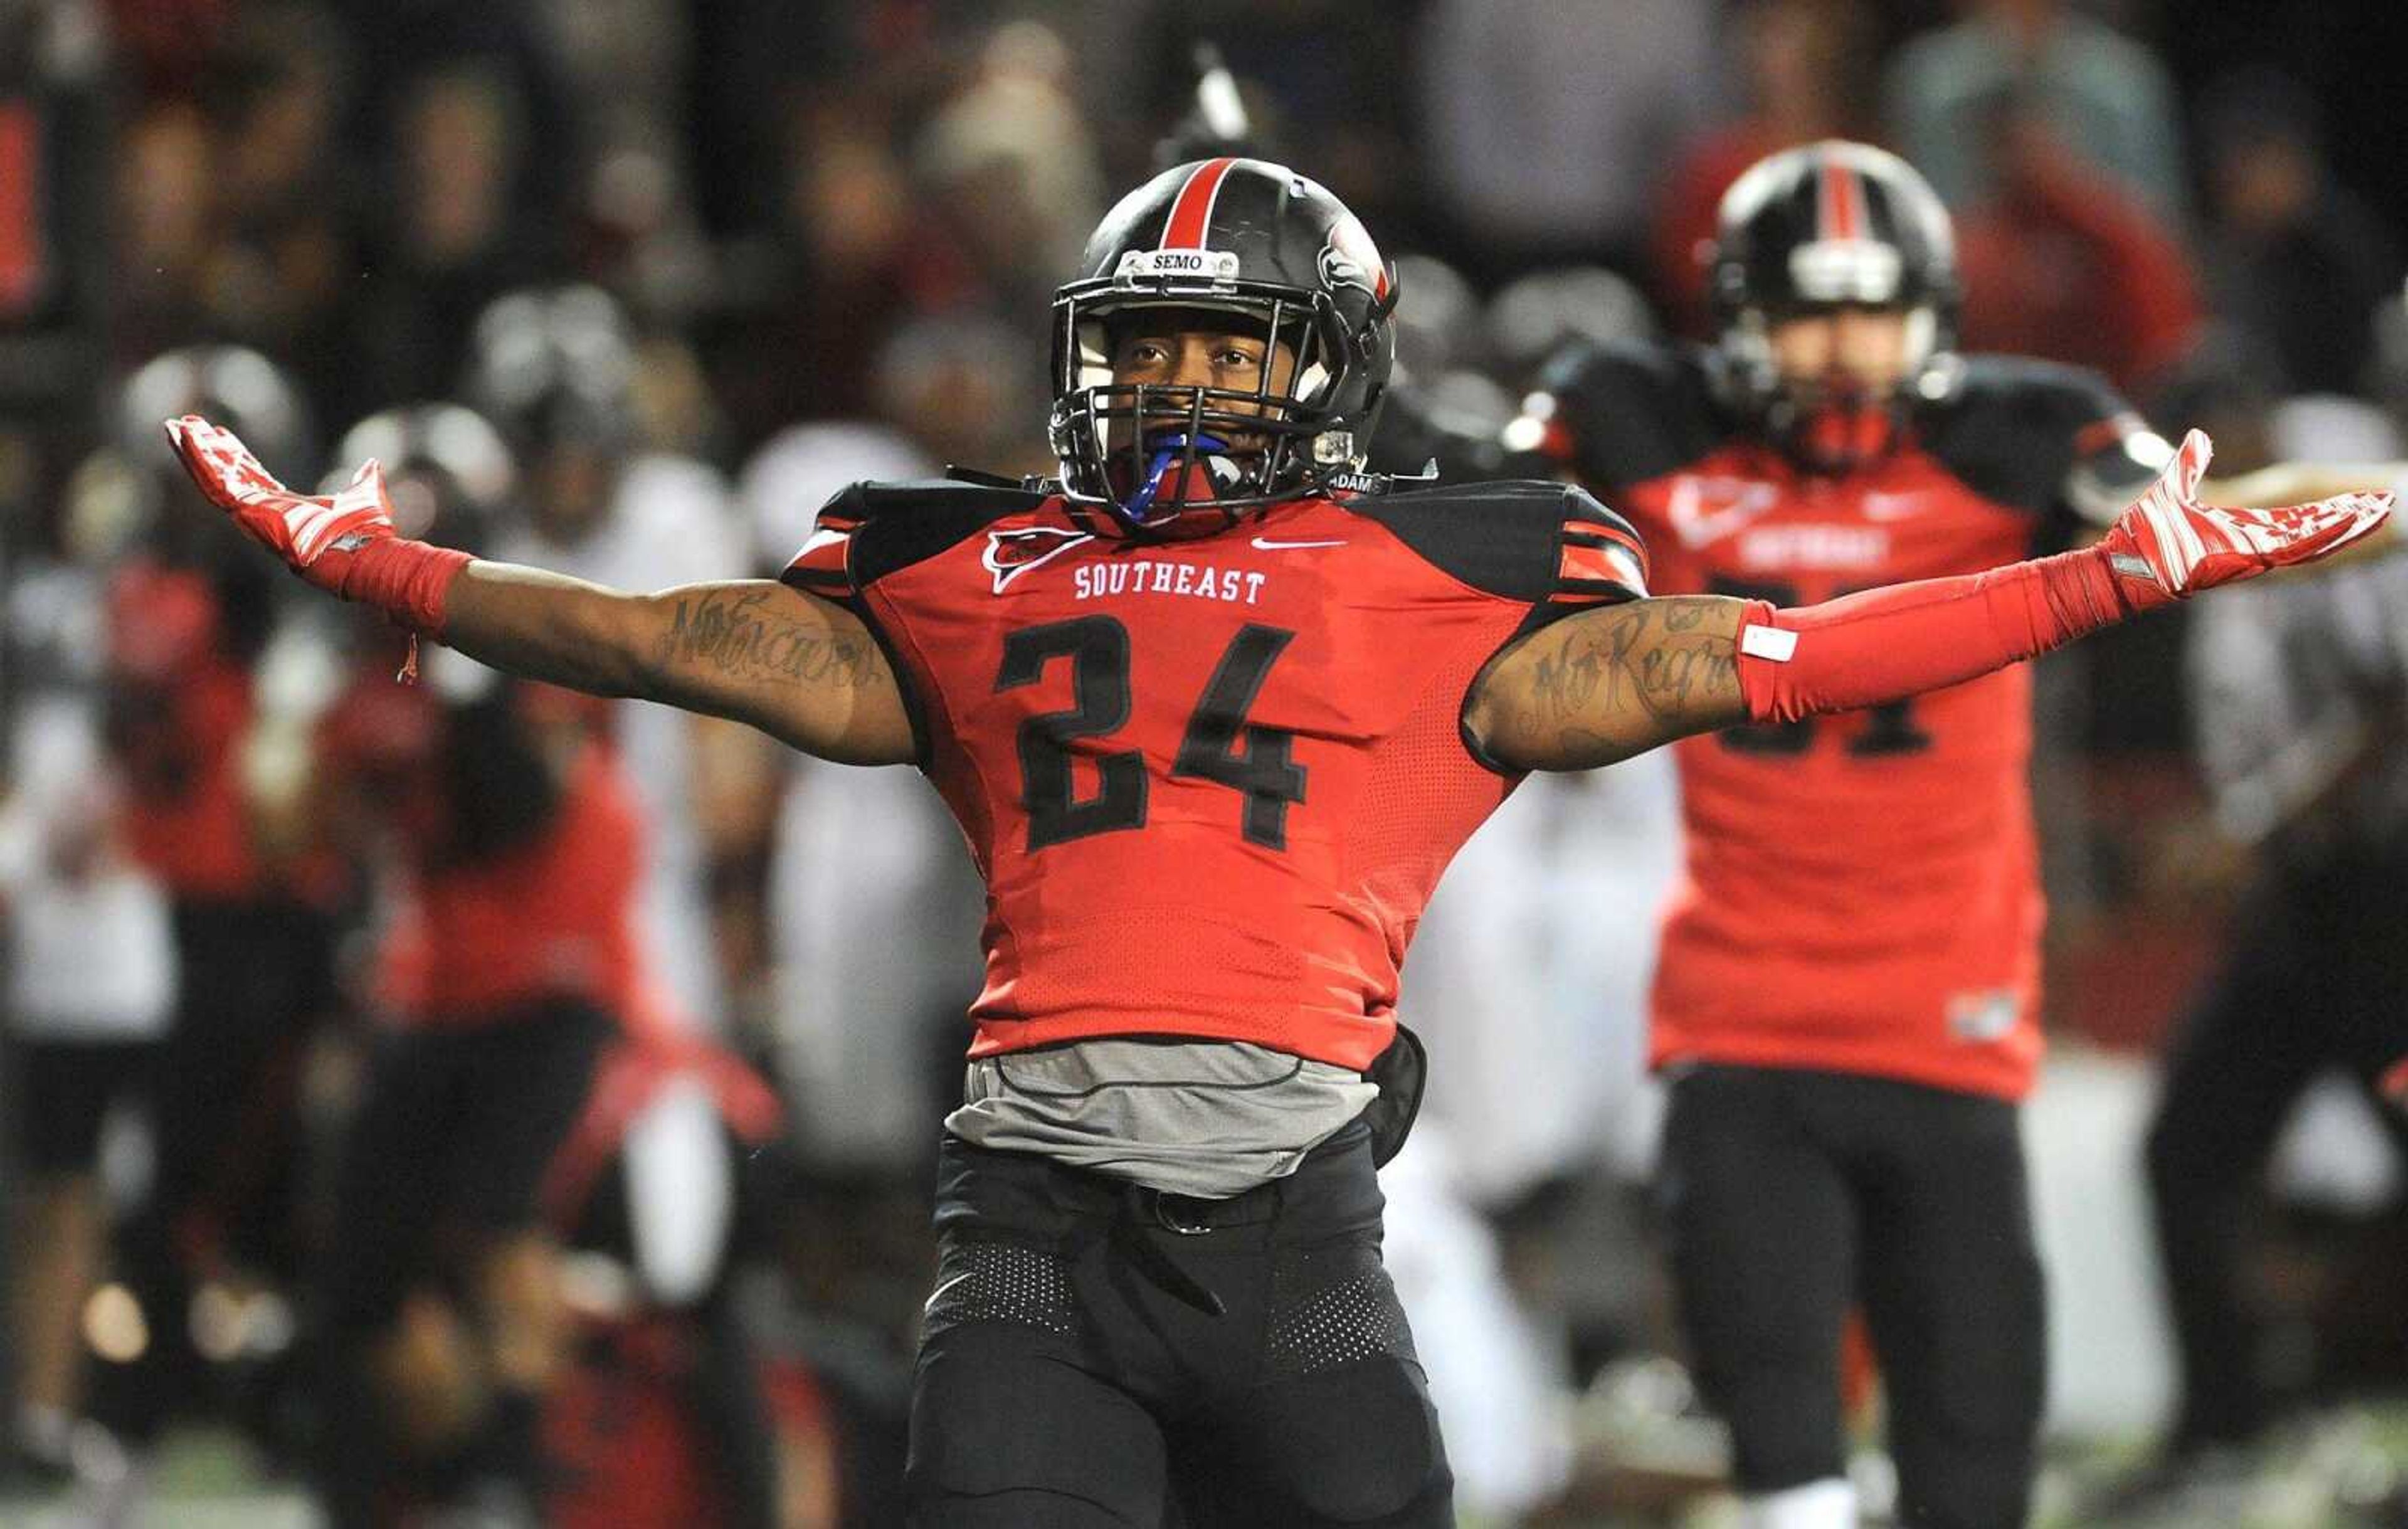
left=1658, top=1062, right=2045, bottom=1529
left=904, top=1120, right=1453, bottom=1528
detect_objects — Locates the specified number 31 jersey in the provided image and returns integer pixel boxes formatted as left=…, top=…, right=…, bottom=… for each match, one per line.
left=1523, top=341, right=2165, bottom=1101
left=783, top=478, right=1647, bottom=1073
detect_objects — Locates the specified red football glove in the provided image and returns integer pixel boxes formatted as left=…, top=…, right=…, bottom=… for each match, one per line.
left=165, top=415, right=397, bottom=591
left=163, top=415, right=470, bottom=642
left=2098, top=428, right=2392, bottom=612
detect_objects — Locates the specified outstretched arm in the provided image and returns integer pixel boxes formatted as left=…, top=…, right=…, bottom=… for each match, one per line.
left=166, top=416, right=916, bottom=765
left=1472, top=430, right=2392, bottom=773
left=444, top=567, right=912, bottom=763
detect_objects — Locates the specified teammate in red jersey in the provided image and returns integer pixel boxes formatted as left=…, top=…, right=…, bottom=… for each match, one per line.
left=1504, top=139, right=2386, bottom=1528
left=161, top=157, right=2382, bottom=1528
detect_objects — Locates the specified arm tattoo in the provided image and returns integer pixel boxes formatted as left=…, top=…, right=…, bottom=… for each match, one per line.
left=655, top=590, right=878, bottom=690
left=1514, top=597, right=1742, bottom=762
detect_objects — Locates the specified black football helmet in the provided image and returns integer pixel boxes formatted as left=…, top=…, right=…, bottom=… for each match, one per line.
left=463, top=285, right=638, bottom=455
left=1706, top=140, right=1960, bottom=473
left=327, top=404, right=517, bottom=557
left=116, top=344, right=316, bottom=484
left=1049, top=157, right=1400, bottom=537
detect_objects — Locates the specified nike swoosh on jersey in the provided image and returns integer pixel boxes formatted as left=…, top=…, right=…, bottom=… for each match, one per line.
left=1250, top=536, right=1348, bottom=549
left=1667, top=475, right=1782, bottom=548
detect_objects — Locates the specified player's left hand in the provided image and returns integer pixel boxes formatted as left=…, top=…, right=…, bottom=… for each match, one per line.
left=2100, top=428, right=2392, bottom=610
left=164, top=415, right=397, bottom=593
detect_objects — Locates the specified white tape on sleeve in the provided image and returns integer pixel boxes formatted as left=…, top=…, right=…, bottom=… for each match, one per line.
left=1740, top=623, right=1798, bottom=662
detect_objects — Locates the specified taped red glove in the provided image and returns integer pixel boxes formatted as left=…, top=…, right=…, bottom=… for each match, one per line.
left=2098, top=428, right=2392, bottom=611
left=164, top=415, right=470, bottom=644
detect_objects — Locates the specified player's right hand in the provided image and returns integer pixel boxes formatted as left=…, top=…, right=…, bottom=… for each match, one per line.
left=2099, top=428, right=2393, bottom=611
left=164, top=415, right=397, bottom=593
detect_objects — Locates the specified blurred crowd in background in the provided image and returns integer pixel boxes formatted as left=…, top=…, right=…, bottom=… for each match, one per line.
left=2, top=0, right=2407, bottom=1524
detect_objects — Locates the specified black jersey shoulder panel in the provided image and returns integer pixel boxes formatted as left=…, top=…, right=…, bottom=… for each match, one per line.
left=1916, top=356, right=2143, bottom=516
left=804, top=479, right=1051, bottom=592
left=1534, top=339, right=1729, bottom=492
left=1343, top=479, right=1648, bottom=603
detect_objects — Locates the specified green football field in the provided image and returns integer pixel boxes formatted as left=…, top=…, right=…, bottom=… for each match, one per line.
left=5, top=1403, right=2405, bottom=1528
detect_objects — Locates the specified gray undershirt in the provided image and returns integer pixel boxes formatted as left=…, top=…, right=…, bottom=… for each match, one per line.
left=946, top=1038, right=1380, bottom=1198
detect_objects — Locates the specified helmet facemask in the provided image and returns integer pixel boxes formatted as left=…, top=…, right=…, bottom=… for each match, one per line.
left=1048, top=158, right=1398, bottom=536
left=1728, top=301, right=1944, bottom=475
left=1052, top=288, right=1375, bottom=539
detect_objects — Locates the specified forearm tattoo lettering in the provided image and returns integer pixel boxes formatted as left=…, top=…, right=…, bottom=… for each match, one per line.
left=655, top=590, right=878, bottom=689
left=1514, top=597, right=1742, bottom=761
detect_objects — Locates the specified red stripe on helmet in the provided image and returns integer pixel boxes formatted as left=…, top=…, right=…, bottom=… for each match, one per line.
left=1159, top=157, right=1238, bottom=250
left=1817, top=156, right=1862, bottom=240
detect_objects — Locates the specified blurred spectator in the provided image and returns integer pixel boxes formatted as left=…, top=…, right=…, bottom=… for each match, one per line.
left=911, top=20, right=1104, bottom=323
left=203, top=7, right=357, bottom=406
left=345, top=6, right=581, bottom=415
left=1883, top=0, right=2188, bottom=221
left=0, top=0, right=112, bottom=426
left=2197, top=70, right=2402, bottom=399
left=0, top=553, right=175, bottom=1489
left=703, top=97, right=971, bottom=447
left=305, top=655, right=641, bottom=1523
left=1378, top=1122, right=1583, bottom=1521
left=1391, top=754, right=1684, bottom=1516
left=536, top=1022, right=813, bottom=1529
left=1383, top=253, right=1487, bottom=384
left=110, top=99, right=221, bottom=366
left=684, top=0, right=950, bottom=245
left=1099, top=3, right=1419, bottom=243
left=473, top=286, right=752, bottom=1036
left=75, top=349, right=340, bottom=1462
left=734, top=419, right=982, bottom=1357
left=705, top=18, right=1096, bottom=454
left=1953, top=95, right=2204, bottom=394
left=254, top=399, right=805, bottom=1523
left=1414, top=0, right=1716, bottom=284
left=1651, top=0, right=1886, bottom=336
left=1482, top=265, right=1659, bottom=389
left=870, top=310, right=1054, bottom=475
left=2137, top=394, right=2408, bottom=1495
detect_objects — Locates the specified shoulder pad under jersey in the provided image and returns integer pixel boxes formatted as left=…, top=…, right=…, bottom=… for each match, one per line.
left=1920, top=355, right=2163, bottom=520
left=1344, top=478, right=1649, bottom=606
left=779, top=477, right=1051, bottom=600
left=1518, top=339, right=1727, bottom=492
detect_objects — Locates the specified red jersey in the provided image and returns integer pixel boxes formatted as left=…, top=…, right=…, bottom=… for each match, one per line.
left=781, top=477, right=1647, bottom=1072
left=116, top=655, right=266, bottom=900
left=1527, top=343, right=2163, bottom=1099
left=372, top=746, right=645, bottom=1027
left=317, top=674, right=649, bottom=1030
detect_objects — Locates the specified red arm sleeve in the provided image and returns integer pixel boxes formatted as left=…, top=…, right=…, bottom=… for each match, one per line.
left=1736, top=542, right=2135, bottom=725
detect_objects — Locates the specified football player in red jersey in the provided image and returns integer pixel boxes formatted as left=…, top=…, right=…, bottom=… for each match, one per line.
left=1503, top=139, right=2393, bottom=1529
left=161, top=157, right=2384, bottom=1528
